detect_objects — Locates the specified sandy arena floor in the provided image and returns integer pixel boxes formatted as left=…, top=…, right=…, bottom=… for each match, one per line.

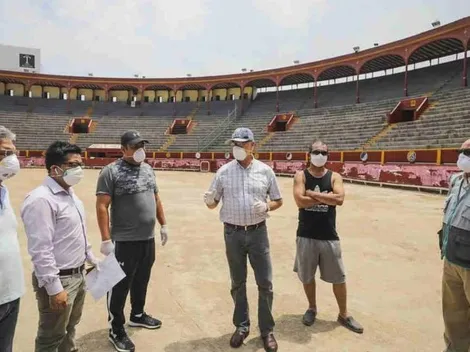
left=6, top=169, right=448, bottom=352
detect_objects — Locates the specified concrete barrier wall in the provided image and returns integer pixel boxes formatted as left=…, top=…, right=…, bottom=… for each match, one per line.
left=18, top=157, right=459, bottom=190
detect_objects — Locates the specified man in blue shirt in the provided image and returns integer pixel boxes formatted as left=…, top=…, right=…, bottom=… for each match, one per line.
left=0, top=126, right=24, bottom=352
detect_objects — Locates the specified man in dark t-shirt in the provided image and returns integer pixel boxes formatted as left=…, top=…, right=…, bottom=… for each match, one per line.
left=96, top=130, right=168, bottom=352
left=293, top=140, right=363, bottom=334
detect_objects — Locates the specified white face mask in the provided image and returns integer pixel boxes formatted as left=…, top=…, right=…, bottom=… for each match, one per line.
left=61, top=166, right=84, bottom=186
left=0, top=154, right=20, bottom=181
left=233, top=146, right=248, bottom=161
left=457, top=153, right=470, bottom=173
left=133, top=148, right=146, bottom=163
left=310, top=153, right=328, bottom=167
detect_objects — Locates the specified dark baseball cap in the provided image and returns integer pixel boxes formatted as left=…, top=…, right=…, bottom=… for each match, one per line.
left=120, top=130, right=149, bottom=146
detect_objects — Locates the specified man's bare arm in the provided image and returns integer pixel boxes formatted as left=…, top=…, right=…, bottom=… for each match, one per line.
left=307, top=172, right=345, bottom=206
left=293, top=171, right=322, bottom=208
left=268, top=199, right=283, bottom=211
left=155, top=193, right=167, bottom=226
left=96, top=195, right=112, bottom=241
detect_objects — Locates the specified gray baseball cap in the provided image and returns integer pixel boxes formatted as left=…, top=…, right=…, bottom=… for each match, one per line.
left=231, top=127, right=254, bottom=142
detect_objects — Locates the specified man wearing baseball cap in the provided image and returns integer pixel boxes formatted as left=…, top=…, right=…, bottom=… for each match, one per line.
left=96, top=130, right=169, bottom=352
left=204, top=127, right=283, bottom=352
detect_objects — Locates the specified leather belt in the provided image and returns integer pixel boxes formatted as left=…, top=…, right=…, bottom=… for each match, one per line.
left=224, top=221, right=266, bottom=232
left=59, top=264, right=85, bottom=276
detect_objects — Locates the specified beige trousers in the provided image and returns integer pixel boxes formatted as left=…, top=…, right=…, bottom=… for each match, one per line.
left=442, top=258, right=470, bottom=352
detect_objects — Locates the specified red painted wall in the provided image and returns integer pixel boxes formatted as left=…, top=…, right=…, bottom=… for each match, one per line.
left=18, top=157, right=459, bottom=189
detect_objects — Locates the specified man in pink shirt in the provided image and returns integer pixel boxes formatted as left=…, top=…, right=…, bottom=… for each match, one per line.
left=21, top=141, right=100, bottom=352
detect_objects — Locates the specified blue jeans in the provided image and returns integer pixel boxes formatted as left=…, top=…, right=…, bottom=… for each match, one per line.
left=224, top=223, right=275, bottom=337
left=0, top=298, right=20, bottom=352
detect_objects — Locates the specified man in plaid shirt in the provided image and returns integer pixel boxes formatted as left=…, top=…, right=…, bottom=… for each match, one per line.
left=204, top=127, right=283, bottom=352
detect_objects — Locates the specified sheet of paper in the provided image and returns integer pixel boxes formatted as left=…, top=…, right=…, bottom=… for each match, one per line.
left=85, top=252, right=126, bottom=301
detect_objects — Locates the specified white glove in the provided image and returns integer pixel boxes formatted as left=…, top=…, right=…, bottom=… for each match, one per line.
left=160, top=225, right=168, bottom=246
left=87, top=258, right=101, bottom=272
left=204, top=190, right=217, bottom=206
left=253, top=200, right=269, bottom=214
left=100, top=240, right=115, bottom=256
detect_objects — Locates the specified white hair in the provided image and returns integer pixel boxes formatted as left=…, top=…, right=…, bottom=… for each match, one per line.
left=0, top=125, right=16, bottom=142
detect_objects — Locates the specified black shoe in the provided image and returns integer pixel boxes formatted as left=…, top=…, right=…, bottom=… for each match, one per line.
left=109, top=328, right=135, bottom=352
left=230, top=328, right=250, bottom=348
left=337, top=315, right=364, bottom=334
left=129, top=312, right=162, bottom=329
left=302, top=309, right=317, bottom=326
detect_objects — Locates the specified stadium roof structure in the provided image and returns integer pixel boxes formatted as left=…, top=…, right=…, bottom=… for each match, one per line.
left=0, top=16, right=469, bottom=99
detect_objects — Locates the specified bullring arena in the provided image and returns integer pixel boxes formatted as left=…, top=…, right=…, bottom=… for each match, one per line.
left=1, top=14, right=470, bottom=352
left=7, top=169, right=448, bottom=352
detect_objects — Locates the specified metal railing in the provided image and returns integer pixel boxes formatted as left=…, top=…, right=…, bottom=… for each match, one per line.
left=197, top=104, right=238, bottom=152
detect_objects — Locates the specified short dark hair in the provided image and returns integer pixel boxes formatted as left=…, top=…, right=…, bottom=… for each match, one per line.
left=45, top=141, right=82, bottom=172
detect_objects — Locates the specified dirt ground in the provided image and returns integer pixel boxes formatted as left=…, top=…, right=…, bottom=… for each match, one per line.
left=6, top=169, right=448, bottom=352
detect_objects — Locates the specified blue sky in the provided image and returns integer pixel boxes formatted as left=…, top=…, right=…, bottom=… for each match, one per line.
left=0, top=0, right=468, bottom=78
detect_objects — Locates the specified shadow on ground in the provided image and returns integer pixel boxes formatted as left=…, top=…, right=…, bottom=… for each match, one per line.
left=164, top=314, right=339, bottom=352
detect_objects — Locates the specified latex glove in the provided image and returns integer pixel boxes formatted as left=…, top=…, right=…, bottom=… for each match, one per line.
left=204, top=190, right=217, bottom=206
left=160, top=225, right=168, bottom=246
left=100, top=240, right=115, bottom=256
left=87, top=258, right=102, bottom=272
left=253, top=200, right=269, bottom=214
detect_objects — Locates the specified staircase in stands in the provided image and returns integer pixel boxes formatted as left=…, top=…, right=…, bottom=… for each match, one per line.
left=360, top=123, right=396, bottom=149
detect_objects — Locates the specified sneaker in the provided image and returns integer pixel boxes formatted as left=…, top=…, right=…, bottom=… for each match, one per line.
left=129, top=312, right=162, bottom=329
left=108, top=328, right=135, bottom=352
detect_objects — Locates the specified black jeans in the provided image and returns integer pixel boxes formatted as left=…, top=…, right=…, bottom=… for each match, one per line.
left=0, top=298, right=20, bottom=352
left=107, top=238, right=156, bottom=333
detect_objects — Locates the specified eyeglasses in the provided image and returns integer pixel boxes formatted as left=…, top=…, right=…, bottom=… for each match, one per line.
left=458, top=149, right=470, bottom=157
left=310, top=150, right=328, bottom=156
left=0, top=150, right=18, bottom=157
left=62, top=162, right=84, bottom=168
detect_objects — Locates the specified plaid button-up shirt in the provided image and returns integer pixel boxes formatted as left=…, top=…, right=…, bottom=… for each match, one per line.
left=208, top=159, right=282, bottom=226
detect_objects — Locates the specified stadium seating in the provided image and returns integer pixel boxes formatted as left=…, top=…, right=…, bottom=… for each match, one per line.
left=0, top=59, right=468, bottom=153
left=373, top=87, right=470, bottom=150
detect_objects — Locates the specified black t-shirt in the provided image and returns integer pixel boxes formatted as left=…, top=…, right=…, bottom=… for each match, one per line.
left=297, top=169, right=339, bottom=241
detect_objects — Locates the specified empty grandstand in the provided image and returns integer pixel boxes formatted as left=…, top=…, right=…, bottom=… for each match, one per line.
left=0, top=16, right=469, bottom=156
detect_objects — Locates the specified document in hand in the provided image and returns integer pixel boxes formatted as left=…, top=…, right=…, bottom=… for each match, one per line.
left=85, top=252, right=126, bottom=301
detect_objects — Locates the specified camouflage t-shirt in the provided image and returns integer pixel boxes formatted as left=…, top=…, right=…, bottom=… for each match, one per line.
left=96, top=159, right=158, bottom=242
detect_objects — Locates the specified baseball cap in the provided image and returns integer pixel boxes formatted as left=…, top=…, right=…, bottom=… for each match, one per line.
left=120, top=130, right=149, bottom=146
left=231, top=127, right=254, bottom=143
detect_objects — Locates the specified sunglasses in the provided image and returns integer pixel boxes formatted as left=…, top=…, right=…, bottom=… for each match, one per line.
left=310, top=150, right=328, bottom=156
left=458, top=149, right=470, bottom=157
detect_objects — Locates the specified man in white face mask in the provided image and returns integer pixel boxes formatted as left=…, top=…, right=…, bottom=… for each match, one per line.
left=0, top=126, right=24, bottom=352
left=292, top=140, right=363, bottom=334
left=441, top=139, right=470, bottom=352
left=21, top=141, right=99, bottom=352
left=204, top=127, right=283, bottom=352
left=96, top=130, right=168, bottom=352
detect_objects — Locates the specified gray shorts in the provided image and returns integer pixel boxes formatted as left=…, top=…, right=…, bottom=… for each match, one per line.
left=293, top=237, right=346, bottom=284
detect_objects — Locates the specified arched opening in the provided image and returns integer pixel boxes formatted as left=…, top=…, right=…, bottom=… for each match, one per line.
left=407, top=38, right=466, bottom=94
left=359, top=54, right=407, bottom=101
left=317, top=65, right=358, bottom=106
left=277, top=73, right=315, bottom=111
left=208, top=82, right=242, bottom=115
